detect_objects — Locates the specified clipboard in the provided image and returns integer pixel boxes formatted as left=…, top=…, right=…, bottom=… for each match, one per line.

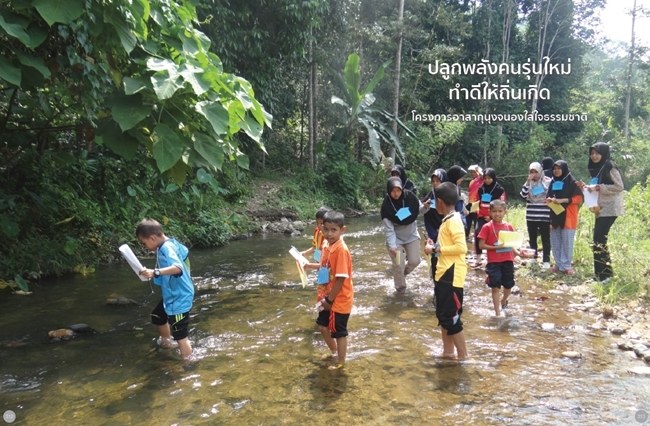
left=548, top=202, right=565, bottom=215
left=289, top=246, right=309, bottom=288
left=497, top=231, right=524, bottom=249
left=582, top=189, right=599, bottom=208
left=119, top=244, right=148, bottom=281
left=470, top=202, right=479, bottom=213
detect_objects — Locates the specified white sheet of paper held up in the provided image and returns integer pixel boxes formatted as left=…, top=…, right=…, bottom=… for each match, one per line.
left=119, top=244, right=149, bottom=281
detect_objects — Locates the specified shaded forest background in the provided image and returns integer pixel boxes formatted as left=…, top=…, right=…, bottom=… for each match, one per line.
left=1, top=0, right=650, bottom=283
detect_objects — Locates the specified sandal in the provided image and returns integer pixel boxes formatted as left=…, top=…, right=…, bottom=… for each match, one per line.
left=328, top=363, right=344, bottom=370
left=320, top=353, right=337, bottom=361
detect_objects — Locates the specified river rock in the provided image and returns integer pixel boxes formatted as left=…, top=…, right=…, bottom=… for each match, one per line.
left=602, top=306, right=615, bottom=318
left=618, top=341, right=633, bottom=351
left=541, top=323, right=555, bottom=330
left=633, top=344, right=649, bottom=357
left=644, top=352, right=650, bottom=364
left=107, top=295, right=139, bottom=306
left=628, top=366, right=650, bottom=376
left=561, top=351, right=582, bottom=359
left=48, top=329, right=74, bottom=340
left=292, top=221, right=306, bottom=231
left=610, top=328, right=626, bottom=336
left=511, top=285, right=521, bottom=295
left=68, top=323, right=94, bottom=334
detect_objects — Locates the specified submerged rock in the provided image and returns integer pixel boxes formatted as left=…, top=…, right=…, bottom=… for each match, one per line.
left=561, top=351, right=582, bottom=359
left=633, top=344, right=649, bottom=357
left=107, top=294, right=139, bottom=306
left=628, top=366, right=650, bottom=376
left=610, top=328, right=626, bottom=336
left=48, top=329, right=74, bottom=341
left=541, top=323, right=555, bottom=330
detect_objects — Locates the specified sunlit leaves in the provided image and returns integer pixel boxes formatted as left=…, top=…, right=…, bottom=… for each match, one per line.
left=151, top=72, right=182, bottom=99
left=196, top=101, right=229, bottom=135
left=193, top=133, right=224, bottom=171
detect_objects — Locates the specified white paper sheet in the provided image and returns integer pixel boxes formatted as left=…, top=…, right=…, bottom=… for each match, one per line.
left=582, top=189, right=599, bottom=208
left=289, top=246, right=309, bottom=266
left=119, top=244, right=148, bottom=281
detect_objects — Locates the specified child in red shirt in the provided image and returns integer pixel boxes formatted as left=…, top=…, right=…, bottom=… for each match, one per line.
left=477, top=200, right=518, bottom=317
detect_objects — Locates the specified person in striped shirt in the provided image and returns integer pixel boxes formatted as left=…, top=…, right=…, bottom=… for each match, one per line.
left=520, top=162, right=552, bottom=268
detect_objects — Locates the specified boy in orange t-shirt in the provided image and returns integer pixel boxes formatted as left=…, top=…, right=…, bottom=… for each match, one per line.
left=313, top=210, right=353, bottom=370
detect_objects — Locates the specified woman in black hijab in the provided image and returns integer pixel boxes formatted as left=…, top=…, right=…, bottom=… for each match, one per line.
left=546, top=160, right=583, bottom=275
left=541, top=157, right=555, bottom=179
left=381, top=176, right=430, bottom=292
left=391, top=164, right=417, bottom=195
left=577, top=143, right=624, bottom=283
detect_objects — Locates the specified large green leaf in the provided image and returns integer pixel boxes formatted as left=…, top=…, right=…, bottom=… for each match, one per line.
left=235, top=151, right=249, bottom=170
left=0, top=11, right=30, bottom=46
left=104, top=9, right=136, bottom=54
left=359, top=117, right=383, bottom=163
left=111, top=94, right=151, bottom=131
left=100, top=123, right=139, bottom=159
left=24, top=23, right=47, bottom=48
left=0, top=56, right=21, bottom=86
left=196, top=101, right=229, bottom=135
left=1, top=216, right=19, bottom=237
left=16, top=51, right=50, bottom=78
left=193, top=133, right=224, bottom=170
left=180, top=31, right=200, bottom=56
left=146, top=57, right=177, bottom=72
left=241, top=115, right=263, bottom=144
left=151, top=72, right=181, bottom=99
left=33, top=0, right=85, bottom=26
left=179, top=63, right=210, bottom=96
left=129, top=0, right=150, bottom=39
left=152, top=124, right=184, bottom=173
left=123, top=76, right=149, bottom=95
left=361, top=60, right=391, bottom=97
left=14, top=275, right=28, bottom=292
left=344, top=54, right=361, bottom=106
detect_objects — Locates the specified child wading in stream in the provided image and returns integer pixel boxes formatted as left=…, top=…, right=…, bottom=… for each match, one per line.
left=137, top=219, right=194, bottom=361
left=305, top=210, right=353, bottom=370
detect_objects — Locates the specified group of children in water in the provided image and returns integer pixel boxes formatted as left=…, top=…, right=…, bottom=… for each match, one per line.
left=134, top=143, right=624, bottom=365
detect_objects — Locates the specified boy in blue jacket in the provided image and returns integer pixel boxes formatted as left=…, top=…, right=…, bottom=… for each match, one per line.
left=137, top=219, right=194, bottom=360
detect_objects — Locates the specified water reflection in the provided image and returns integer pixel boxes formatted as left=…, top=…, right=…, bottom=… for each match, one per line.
left=0, top=216, right=648, bottom=424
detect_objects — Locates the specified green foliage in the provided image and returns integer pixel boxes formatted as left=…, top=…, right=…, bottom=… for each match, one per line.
left=0, top=0, right=271, bottom=186
left=327, top=53, right=413, bottom=164
left=0, top=150, right=255, bottom=280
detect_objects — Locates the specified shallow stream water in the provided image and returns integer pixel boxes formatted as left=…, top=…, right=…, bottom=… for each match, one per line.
left=0, top=216, right=649, bottom=425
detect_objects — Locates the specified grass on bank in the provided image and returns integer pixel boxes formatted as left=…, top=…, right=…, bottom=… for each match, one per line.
left=504, top=183, right=650, bottom=306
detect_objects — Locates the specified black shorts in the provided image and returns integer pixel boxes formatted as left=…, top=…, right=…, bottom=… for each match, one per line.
left=316, top=310, right=350, bottom=338
left=485, top=261, right=515, bottom=289
left=434, top=266, right=464, bottom=335
left=151, top=300, right=191, bottom=340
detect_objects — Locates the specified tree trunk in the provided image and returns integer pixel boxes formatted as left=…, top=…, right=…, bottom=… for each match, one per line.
left=308, top=27, right=315, bottom=168
left=625, top=0, right=637, bottom=140
left=390, top=0, right=405, bottom=163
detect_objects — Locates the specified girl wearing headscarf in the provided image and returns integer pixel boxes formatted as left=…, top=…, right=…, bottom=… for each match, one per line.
left=446, top=165, right=468, bottom=227
left=466, top=165, right=483, bottom=239
left=473, top=168, right=505, bottom=267
left=541, top=157, right=555, bottom=179
left=381, top=177, right=430, bottom=292
left=520, top=162, right=552, bottom=268
left=577, top=143, right=624, bottom=283
left=546, top=160, right=583, bottom=275
left=391, top=164, right=417, bottom=195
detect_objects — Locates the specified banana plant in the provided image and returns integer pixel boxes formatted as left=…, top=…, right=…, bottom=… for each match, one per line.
left=327, top=53, right=413, bottom=164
